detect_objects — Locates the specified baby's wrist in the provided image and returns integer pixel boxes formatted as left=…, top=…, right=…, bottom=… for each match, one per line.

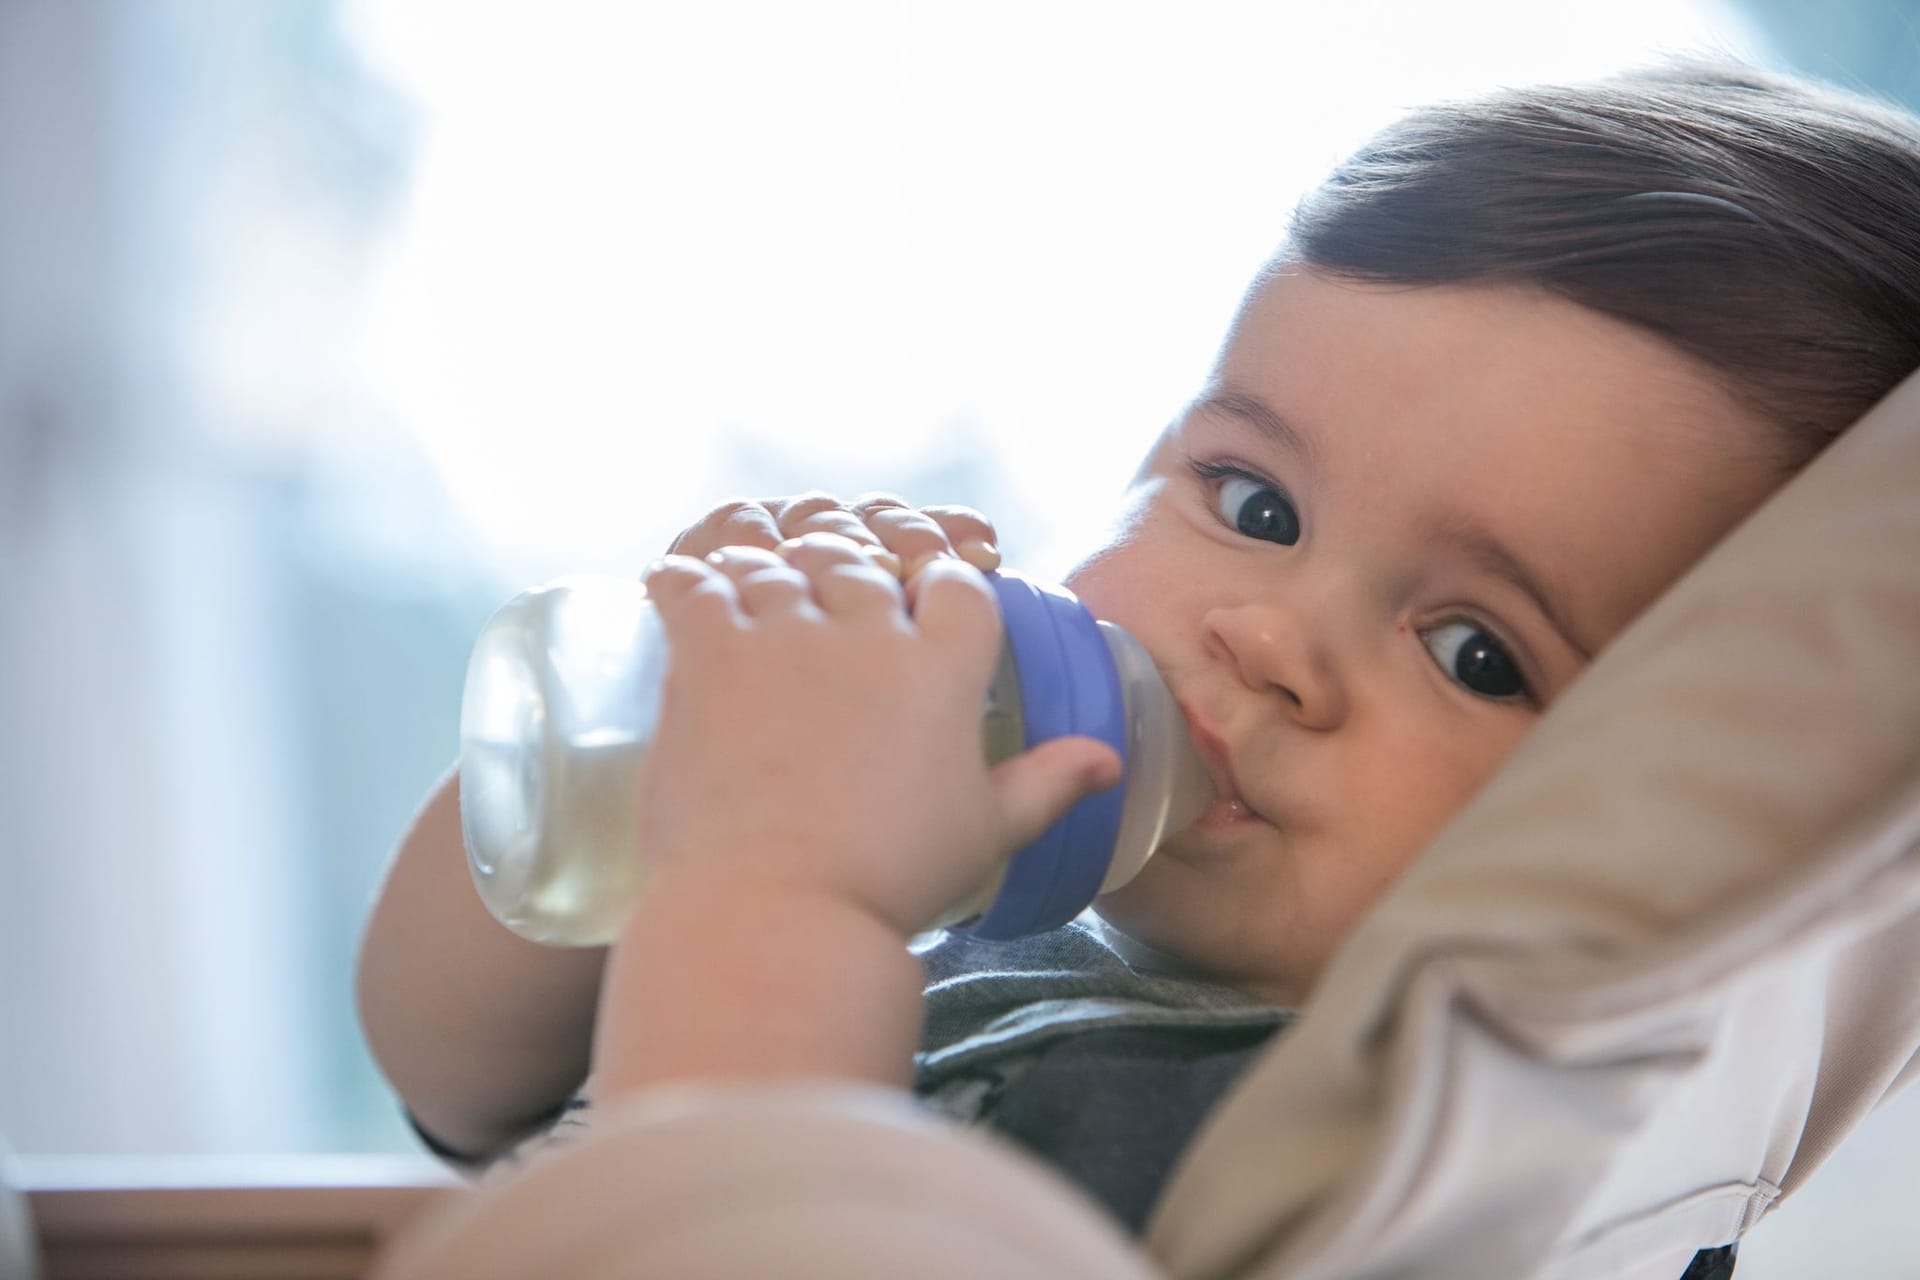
left=592, top=868, right=925, bottom=1103
left=636, top=864, right=911, bottom=943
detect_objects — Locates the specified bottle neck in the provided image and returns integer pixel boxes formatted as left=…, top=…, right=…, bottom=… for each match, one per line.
left=1095, top=620, right=1215, bottom=893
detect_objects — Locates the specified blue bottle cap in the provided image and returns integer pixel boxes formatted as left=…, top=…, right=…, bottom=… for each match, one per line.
left=961, top=573, right=1129, bottom=940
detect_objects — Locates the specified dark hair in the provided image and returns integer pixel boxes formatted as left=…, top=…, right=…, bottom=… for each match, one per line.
left=1284, top=60, right=1920, bottom=465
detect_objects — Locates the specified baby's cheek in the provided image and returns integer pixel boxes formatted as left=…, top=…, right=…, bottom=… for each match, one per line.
left=1341, top=730, right=1519, bottom=884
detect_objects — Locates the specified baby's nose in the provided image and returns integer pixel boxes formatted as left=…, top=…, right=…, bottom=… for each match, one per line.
left=1202, top=602, right=1347, bottom=730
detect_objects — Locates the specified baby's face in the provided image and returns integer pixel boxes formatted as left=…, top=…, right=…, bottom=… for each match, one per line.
left=1067, top=267, right=1784, bottom=1003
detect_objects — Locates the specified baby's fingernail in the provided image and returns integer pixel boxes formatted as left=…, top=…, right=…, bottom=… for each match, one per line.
left=958, top=538, right=1000, bottom=569
left=868, top=548, right=903, bottom=577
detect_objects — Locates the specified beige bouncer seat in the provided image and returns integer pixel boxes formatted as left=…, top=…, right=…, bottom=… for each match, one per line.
left=373, top=367, right=1920, bottom=1280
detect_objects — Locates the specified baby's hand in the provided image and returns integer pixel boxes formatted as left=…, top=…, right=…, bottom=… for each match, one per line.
left=632, top=535, right=1118, bottom=938
left=667, top=492, right=1001, bottom=581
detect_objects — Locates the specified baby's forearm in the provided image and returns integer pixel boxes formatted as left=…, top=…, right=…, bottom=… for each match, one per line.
left=356, top=768, right=608, bottom=1158
left=591, top=870, right=924, bottom=1103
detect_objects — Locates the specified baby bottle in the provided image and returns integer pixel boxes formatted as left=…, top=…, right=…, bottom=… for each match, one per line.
left=458, top=571, right=1216, bottom=946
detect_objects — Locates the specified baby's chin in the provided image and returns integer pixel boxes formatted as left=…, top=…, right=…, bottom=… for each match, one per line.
left=1096, top=867, right=1252, bottom=981
left=1095, top=862, right=1314, bottom=1004
left=1086, top=898, right=1211, bottom=978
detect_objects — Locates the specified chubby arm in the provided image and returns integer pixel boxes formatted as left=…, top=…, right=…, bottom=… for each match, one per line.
left=356, top=768, right=608, bottom=1159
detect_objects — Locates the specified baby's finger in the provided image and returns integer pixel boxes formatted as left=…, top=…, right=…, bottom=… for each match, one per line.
left=990, top=735, right=1125, bottom=853
left=701, top=545, right=818, bottom=621
left=667, top=500, right=784, bottom=559
left=856, top=504, right=964, bottom=578
left=903, top=556, right=1001, bottom=664
left=775, top=525, right=901, bottom=580
left=848, top=491, right=912, bottom=513
left=767, top=493, right=896, bottom=567
left=780, top=532, right=906, bottom=617
left=918, top=504, right=1001, bottom=572
left=643, top=554, right=747, bottom=636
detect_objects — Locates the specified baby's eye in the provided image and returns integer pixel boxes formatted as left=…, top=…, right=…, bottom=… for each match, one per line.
left=1421, top=621, right=1529, bottom=701
left=1216, top=473, right=1301, bottom=546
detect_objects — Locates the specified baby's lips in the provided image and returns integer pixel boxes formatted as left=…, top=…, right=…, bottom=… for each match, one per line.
left=1178, top=702, right=1249, bottom=811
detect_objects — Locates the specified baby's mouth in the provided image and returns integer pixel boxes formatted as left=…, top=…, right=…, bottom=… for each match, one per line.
left=1177, top=703, right=1270, bottom=831
left=1195, top=795, right=1264, bottom=831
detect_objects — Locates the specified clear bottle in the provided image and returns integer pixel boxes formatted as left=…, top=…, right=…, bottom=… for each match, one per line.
left=458, top=571, right=1215, bottom=946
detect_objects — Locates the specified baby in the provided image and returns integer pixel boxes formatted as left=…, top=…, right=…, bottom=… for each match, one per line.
left=358, top=58, right=1920, bottom=1263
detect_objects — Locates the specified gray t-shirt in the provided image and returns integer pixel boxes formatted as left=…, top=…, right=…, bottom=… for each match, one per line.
left=915, top=913, right=1295, bottom=1232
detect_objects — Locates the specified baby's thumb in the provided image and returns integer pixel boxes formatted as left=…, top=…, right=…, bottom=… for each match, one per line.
left=990, top=736, right=1125, bottom=853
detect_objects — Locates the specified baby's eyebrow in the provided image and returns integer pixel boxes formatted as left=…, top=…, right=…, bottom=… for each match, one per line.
left=1197, top=390, right=1318, bottom=468
left=1423, top=512, right=1595, bottom=663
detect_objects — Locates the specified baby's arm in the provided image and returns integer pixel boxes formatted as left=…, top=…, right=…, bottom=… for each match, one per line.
left=355, top=493, right=1007, bottom=1160
left=356, top=769, right=608, bottom=1161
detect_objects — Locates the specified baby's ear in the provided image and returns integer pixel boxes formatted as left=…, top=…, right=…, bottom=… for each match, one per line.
left=1151, top=365, right=1920, bottom=1279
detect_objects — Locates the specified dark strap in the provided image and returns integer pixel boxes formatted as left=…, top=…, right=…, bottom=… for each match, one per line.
left=1680, top=1242, right=1738, bottom=1280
